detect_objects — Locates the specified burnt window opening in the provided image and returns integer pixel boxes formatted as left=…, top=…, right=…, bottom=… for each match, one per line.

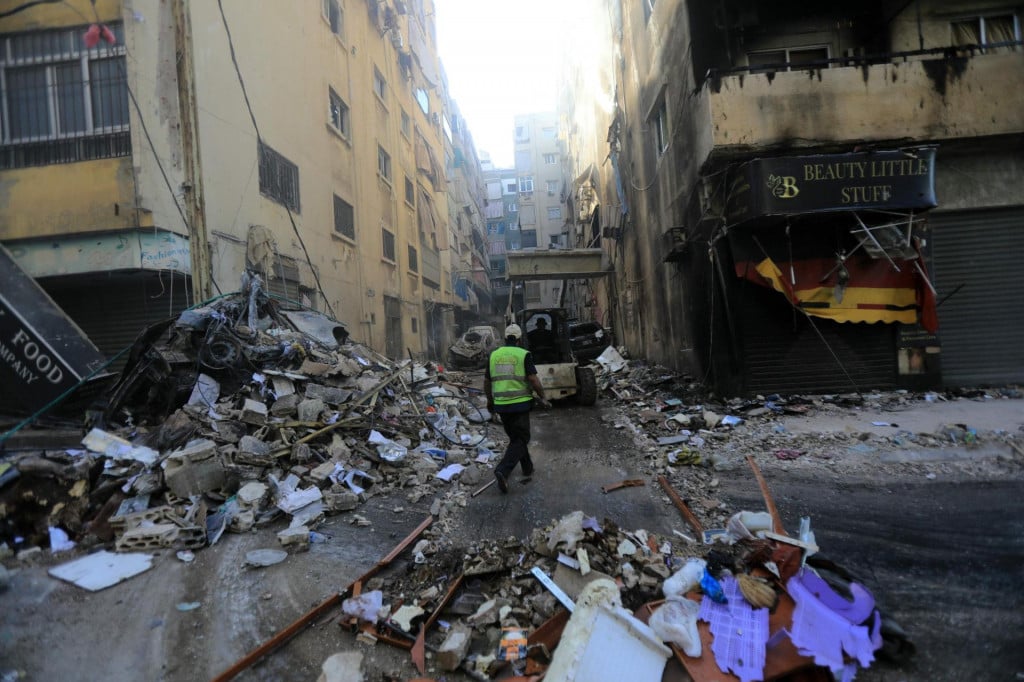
left=408, top=244, right=418, bottom=273
left=747, top=46, right=830, bottom=73
left=382, top=227, right=396, bottom=262
left=333, top=194, right=355, bottom=240
left=258, top=141, right=300, bottom=212
left=328, top=88, right=349, bottom=137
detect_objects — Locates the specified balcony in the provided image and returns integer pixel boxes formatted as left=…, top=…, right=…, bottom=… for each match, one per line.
left=701, top=49, right=1024, bottom=163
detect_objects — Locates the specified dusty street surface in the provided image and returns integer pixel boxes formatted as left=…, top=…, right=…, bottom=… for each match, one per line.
left=2, top=384, right=1023, bottom=681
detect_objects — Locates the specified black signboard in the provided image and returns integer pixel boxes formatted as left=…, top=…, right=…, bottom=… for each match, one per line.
left=726, top=147, right=937, bottom=226
left=0, top=245, right=107, bottom=410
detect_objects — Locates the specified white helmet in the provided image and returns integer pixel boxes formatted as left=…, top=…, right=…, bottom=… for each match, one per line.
left=504, top=324, right=522, bottom=340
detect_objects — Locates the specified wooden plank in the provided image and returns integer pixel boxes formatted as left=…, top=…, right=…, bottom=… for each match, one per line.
left=658, top=475, right=704, bottom=534
left=211, top=514, right=433, bottom=681
left=746, top=455, right=786, bottom=535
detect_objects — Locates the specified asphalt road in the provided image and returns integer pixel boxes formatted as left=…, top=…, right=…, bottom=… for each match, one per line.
left=715, top=471, right=1024, bottom=681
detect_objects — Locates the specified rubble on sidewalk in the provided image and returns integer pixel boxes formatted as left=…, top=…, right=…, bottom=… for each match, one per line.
left=0, top=281, right=494, bottom=561
left=589, top=349, right=1024, bottom=483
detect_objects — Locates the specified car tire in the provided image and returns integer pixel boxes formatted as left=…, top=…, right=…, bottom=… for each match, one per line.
left=575, top=366, right=597, bottom=406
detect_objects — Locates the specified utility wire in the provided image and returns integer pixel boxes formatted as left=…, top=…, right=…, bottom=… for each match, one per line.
left=0, top=0, right=62, bottom=18
left=216, top=0, right=337, bottom=320
left=120, top=59, right=223, bottom=296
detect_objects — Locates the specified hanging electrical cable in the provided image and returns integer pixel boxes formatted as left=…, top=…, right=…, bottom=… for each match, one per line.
left=216, top=0, right=337, bottom=320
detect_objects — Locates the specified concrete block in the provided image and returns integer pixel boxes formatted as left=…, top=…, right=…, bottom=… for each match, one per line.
left=240, top=398, right=268, bottom=425
left=317, top=651, right=364, bottom=682
left=325, top=489, right=360, bottom=512
left=163, top=442, right=225, bottom=498
left=236, top=436, right=274, bottom=466
left=270, top=393, right=300, bottom=417
left=237, top=481, right=268, bottom=507
left=297, top=398, right=325, bottom=422
left=437, top=623, right=473, bottom=671
left=116, top=523, right=180, bottom=551
left=309, top=461, right=338, bottom=482
left=171, top=439, right=217, bottom=462
left=292, top=442, right=312, bottom=463
left=304, top=384, right=353, bottom=405
left=278, top=526, right=310, bottom=551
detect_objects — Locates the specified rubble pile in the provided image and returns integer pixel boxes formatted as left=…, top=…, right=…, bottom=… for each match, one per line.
left=0, top=284, right=495, bottom=558
left=591, top=347, right=1024, bottom=480
left=333, top=505, right=909, bottom=681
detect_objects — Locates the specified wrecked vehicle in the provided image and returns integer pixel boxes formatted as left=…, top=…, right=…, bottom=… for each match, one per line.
left=446, top=325, right=500, bottom=370
left=569, top=320, right=612, bottom=363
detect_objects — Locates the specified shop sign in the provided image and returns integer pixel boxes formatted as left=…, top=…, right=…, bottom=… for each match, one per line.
left=726, top=148, right=937, bottom=225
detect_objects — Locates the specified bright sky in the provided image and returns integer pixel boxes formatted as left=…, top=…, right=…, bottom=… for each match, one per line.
left=435, top=0, right=582, bottom=168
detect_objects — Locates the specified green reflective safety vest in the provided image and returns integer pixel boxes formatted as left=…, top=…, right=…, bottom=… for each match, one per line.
left=489, top=346, right=532, bottom=405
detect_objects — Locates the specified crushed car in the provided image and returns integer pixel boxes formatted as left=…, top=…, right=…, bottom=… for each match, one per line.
left=569, top=321, right=612, bottom=363
left=447, top=325, right=500, bottom=370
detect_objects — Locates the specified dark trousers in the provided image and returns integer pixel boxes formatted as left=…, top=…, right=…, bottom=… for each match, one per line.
left=496, top=410, right=534, bottom=478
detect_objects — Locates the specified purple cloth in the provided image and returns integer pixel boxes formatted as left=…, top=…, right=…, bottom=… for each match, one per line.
left=699, top=575, right=769, bottom=682
left=787, top=568, right=883, bottom=673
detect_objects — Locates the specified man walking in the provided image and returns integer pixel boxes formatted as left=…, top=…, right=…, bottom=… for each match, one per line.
left=484, top=324, right=551, bottom=493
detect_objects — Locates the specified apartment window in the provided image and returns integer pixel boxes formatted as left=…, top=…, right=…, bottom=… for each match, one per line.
left=952, top=15, right=1020, bottom=51
left=333, top=195, right=354, bottom=240
left=328, top=88, right=349, bottom=137
left=377, top=145, right=391, bottom=183
left=382, top=227, right=396, bottom=262
left=543, top=153, right=558, bottom=165
left=259, top=141, right=300, bottom=212
left=408, top=245, right=418, bottom=273
left=650, top=98, right=668, bottom=156
left=373, top=67, right=386, bottom=101
left=505, top=180, right=517, bottom=194
left=508, top=202, right=518, bottom=213
left=519, top=175, right=534, bottom=193
left=0, top=24, right=130, bottom=169
left=414, top=87, right=429, bottom=114
left=546, top=180, right=558, bottom=195
left=404, top=176, right=415, bottom=205
left=747, top=46, right=830, bottom=72
left=322, top=0, right=344, bottom=38
left=547, top=206, right=562, bottom=220
left=541, top=126, right=556, bottom=139
left=411, top=317, right=418, bottom=333
left=515, top=125, right=529, bottom=142
left=401, top=108, right=411, bottom=138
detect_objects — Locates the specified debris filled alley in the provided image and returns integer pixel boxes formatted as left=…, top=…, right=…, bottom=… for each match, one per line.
left=1, top=290, right=1022, bottom=681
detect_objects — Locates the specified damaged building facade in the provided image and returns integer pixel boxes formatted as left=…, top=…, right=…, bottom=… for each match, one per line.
left=0, top=0, right=491, bottom=378
left=561, top=0, right=1024, bottom=394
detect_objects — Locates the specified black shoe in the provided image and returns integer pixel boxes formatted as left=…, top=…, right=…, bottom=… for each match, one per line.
left=518, top=475, right=533, bottom=484
left=495, top=471, right=508, bottom=493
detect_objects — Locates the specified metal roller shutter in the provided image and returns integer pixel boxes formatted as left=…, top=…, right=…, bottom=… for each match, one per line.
left=737, top=284, right=898, bottom=395
left=929, top=207, right=1024, bottom=387
left=41, top=270, right=193, bottom=372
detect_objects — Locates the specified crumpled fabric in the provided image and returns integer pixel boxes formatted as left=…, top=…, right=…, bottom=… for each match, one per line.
left=787, top=568, right=883, bottom=674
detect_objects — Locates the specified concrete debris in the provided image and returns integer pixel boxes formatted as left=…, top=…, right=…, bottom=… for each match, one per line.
left=317, top=651, right=364, bottom=682
left=0, top=289, right=491, bottom=558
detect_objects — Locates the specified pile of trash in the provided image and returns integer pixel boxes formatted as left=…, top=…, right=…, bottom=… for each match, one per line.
left=323, top=501, right=912, bottom=681
left=0, top=279, right=496, bottom=559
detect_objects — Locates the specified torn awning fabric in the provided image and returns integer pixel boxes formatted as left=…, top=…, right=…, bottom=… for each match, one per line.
left=728, top=220, right=938, bottom=333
